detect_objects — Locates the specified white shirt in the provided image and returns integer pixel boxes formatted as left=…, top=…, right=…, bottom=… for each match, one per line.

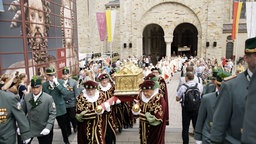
left=33, top=91, right=42, bottom=102
left=49, top=81, right=55, bottom=88
left=247, top=69, right=253, bottom=78
left=176, top=80, right=203, bottom=100
left=177, top=75, right=203, bottom=91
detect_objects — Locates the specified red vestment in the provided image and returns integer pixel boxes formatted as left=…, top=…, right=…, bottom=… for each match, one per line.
left=138, top=92, right=167, bottom=144
left=99, top=83, right=117, bottom=143
left=76, top=91, right=107, bottom=144
left=158, top=76, right=169, bottom=125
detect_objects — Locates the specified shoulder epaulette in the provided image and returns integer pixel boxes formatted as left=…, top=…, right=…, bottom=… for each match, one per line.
left=224, top=75, right=237, bottom=82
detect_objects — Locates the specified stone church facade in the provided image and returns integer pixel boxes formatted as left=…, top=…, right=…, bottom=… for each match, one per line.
left=76, top=0, right=248, bottom=61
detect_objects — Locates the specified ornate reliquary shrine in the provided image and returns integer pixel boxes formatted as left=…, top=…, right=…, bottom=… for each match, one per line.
left=114, top=62, right=143, bottom=95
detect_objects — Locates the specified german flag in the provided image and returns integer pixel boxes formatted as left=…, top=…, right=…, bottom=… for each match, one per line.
left=231, top=1, right=243, bottom=40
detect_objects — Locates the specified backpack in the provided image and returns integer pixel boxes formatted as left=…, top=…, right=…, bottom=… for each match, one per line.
left=182, top=83, right=201, bottom=111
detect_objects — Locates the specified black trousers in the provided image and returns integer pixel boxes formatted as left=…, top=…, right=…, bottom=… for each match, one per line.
left=56, top=114, right=70, bottom=143
left=66, top=107, right=77, bottom=134
left=105, top=124, right=116, bottom=144
left=182, top=108, right=198, bottom=144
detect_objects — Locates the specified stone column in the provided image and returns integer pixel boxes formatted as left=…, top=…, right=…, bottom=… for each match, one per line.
left=137, top=36, right=143, bottom=56
left=164, top=36, right=173, bottom=57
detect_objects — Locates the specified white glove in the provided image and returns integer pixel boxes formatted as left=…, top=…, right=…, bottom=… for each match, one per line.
left=23, top=138, right=31, bottom=144
left=116, top=99, right=121, bottom=104
left=52, top=77, right=59, bottom=86
left=96, top=109, right=104, bottom=115
left=40, top=128, right=50, bottom=135
left=104, top=102, right=111, bottom=112
left=16, top=128, right=20, bottom=135
left=195, top=140, right=202, bottom=144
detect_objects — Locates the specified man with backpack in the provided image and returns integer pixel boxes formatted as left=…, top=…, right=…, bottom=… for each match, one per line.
left=176, top=72, right=203, bottom=144
left=177, top=66, right=203, bottom=91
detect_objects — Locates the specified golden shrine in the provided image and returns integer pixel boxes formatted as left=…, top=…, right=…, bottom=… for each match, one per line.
left=114, top=62, right=143, bottom=95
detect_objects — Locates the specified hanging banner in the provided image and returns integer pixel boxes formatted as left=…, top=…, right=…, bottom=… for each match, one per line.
left=96, top=12, right=106, bottom=41
left=111, top=9, right=116, bottom=41
left=106, top=9, right=116, bottom=42
left=0, top=0, right=4, bottom=12
left=231, top=1, right=243, bottom=40
left=246, top=2, right=256, bottom=38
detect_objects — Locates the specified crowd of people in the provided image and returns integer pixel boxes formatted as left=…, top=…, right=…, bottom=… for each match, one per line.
left=0, top=36, right=256, bottom=144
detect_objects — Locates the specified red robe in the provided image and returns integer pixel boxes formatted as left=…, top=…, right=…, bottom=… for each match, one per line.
left=138, top=92, right=167, bottom=144
left=99, top=83, right=117, bottom=143
left=76, top=91, right=107, bottom=144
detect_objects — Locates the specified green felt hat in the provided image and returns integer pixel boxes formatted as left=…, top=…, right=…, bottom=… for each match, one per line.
left=245, top=37, right=256, bottom=53
left=31, top=76, right=42, bottom=88
left=72, top=75, right=79, bottom=81
left=62, top=67, right=70, bottom=75
left=45, top=67, right=56, bottom=75
left=144, top=73, right=159, bottom=82
left=216, top=70, right=231, bottom=85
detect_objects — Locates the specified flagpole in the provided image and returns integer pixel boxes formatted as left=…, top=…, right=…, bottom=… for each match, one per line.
left=102, top=41, right=104, bottom=58
left=232, top=0, right=242, bottom=75
left=233, top=39, right=238, bottom=75
left=110, top=42, right=113, bottom=68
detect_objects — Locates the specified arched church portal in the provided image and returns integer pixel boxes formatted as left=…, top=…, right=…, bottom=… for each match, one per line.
left=143, top=24, right=165, bottom=65
left=172, top=23, right=198, bottom=58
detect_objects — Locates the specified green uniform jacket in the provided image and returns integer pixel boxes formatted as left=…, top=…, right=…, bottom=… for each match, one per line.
left=241, top=70, right=256, bottom=144
left=194, top=92, right=218, bottom=144
left=22, top=92, right=56, bottom=138
left=203, top=82, right=216, bottom=95
left=0, top=90, right=30, bottom=144
left=210, top=71, right=249, bottom=144
left=42, top=80, right=68, bottom=116
left=63, top=78, right=80, bottom=108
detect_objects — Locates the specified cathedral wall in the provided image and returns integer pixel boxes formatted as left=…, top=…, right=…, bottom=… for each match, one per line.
left=77, top=0, right=247, bottom=60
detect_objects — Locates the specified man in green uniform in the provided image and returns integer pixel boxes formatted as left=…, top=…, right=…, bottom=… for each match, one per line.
left=241, top=37, right=256, bottom=144
left=210, top=37, right=256, bottom=143
left=62, top=67, right=80, bottom=134
left=194, top=70, right=231, bottom=144
left=22, top=76, right=56, bottom=144
left=42, top=67, right=70, bottom=144
left=0, top=90, right=31, bottom=144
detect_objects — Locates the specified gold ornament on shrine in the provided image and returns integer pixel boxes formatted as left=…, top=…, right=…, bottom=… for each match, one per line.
left=114, top=62, right=143, bottom=95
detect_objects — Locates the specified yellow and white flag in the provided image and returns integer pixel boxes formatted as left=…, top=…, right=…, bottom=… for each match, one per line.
left=106, top=9, right=116, bottom=42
